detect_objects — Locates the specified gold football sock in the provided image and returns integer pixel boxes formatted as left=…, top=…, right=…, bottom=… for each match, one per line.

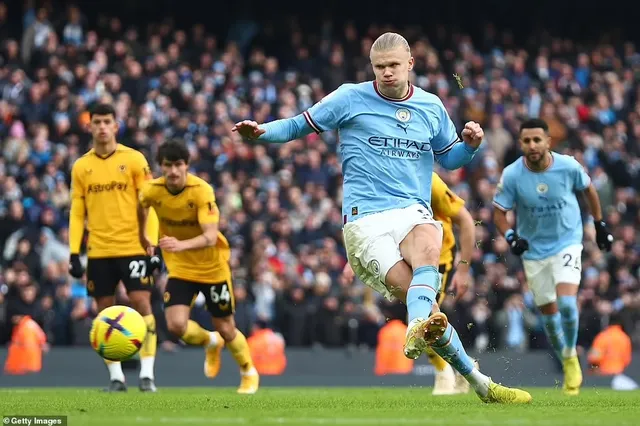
left=139, top=314, right=157, bottom=379
left=426, top=347, right=449, bottom=372
left=182, top=320, right=212, bottom=346
left=226, top=330, right=254, bottom=372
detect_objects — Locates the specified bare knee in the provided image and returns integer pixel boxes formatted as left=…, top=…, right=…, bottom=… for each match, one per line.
left=166, top=316, right=187, bottom=337
left=538, top=301, right=558, bottom=315
left=128, top=291, right=152, bottom=316
left=165, top=306, right=190, bottom=337
left=213, top=316, right=237, bottom=342
left=385, top=259, right=415, bottom=303
left=400, top=224, right=442, bottom=268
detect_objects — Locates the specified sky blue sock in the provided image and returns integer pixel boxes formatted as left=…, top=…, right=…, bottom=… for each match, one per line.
left=406, top=266, right=439, bottom=323
left=542, top=312, right=566, bottom=360
left=431, top=323, right=475, bottom=376
left=557, top=295, right=579, bottom=352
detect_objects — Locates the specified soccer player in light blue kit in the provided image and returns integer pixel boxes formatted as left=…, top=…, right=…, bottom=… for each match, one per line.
left=234, top=32, right=531, bottom=404
left=493, top=118, right=614, bottom=396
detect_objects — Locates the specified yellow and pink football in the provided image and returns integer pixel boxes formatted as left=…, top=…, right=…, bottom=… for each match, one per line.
left=90, top=305, right=147, bottom=362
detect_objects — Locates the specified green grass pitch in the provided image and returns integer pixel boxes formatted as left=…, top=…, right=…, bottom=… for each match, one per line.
left=2, top=387, right=639, bottom=426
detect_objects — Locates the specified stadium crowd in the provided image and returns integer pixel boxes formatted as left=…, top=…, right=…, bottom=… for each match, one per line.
left=0, top=2, right=638, bottom=357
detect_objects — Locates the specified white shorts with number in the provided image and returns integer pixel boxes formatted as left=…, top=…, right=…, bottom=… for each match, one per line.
left=343, top=204, right=443, bottom=301
left=522, top=244, right=583, bottom=306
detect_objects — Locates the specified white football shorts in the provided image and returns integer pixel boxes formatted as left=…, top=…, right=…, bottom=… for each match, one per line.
left=343, top=203, right=443, bottom=301
left=523, top=244, right=583, bottom=306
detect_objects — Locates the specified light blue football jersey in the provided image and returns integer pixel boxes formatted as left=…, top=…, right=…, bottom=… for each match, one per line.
left=303, top=81, right=470, bottom=223
left=492, top=153, right=591, bottom=260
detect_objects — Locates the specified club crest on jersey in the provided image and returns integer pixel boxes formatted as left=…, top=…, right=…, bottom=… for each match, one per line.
left=536, top=183, right=549, bottom=194
left=187, top=200, right=195, bottom=209
left=395, top=108, right=411, bottom=123
left=118, top=165, right=126, bottom=173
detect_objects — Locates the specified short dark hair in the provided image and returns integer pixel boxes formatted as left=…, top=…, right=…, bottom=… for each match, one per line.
left=89, top=103, right=116, bottom=119
left=519, top=118, right=549, bottom=134
left=156, top=139, right=190, bottom=165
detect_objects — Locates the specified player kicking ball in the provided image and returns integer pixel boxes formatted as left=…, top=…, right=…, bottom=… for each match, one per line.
left=234, top=32, right=530, bottom=404
left=138, top=140, right=259, bottom=394
left=493, top=118, right=614, bottom=396
left=69, top=103, right=161, bottom=392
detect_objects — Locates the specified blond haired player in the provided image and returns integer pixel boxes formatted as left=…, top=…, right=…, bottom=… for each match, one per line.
left=235, top=31, right=530, bottom=404
left=345, top=173, right=477, bottom=395
left=69, top=103, right=160, bottom=392
left=138, top=140, right=259, bottom=394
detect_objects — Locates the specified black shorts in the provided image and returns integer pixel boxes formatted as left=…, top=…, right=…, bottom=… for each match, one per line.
left=438, top=261, right=455, bottom=304
left=163, top=278, right=235, bottom=318
left=86, top=255, right=154, bottom=298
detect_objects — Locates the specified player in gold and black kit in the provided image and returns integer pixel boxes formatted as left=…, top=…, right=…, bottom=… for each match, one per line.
left=138, top=140, right=259, bottom=394
left=68, top=103, right=160, bottom=392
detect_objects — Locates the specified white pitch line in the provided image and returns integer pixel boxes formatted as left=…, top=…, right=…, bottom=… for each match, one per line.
left=125, top=417, right=615, bottom=426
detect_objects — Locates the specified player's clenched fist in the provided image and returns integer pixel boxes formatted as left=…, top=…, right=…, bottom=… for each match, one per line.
left=461, top=121, right=484, bottom=149
left=159, top=236, right=186, bottom=253
left=232, top=120, right=266, bottom=140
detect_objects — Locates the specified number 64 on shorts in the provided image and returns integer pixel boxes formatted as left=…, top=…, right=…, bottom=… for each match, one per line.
left=163, top=278, right=236, bottom=318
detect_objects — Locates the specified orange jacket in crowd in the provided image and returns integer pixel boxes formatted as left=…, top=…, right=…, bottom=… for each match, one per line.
left=4, top=316, right=47, bottom=375
left=375, top=319, right=414, bottom=376
left=247, top=328, right=287, bottom=375
left=588, top=325, right=632, bottom=376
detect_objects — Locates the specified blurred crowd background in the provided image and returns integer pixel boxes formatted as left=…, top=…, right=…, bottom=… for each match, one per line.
left=0, top=0, right=638, bottom=358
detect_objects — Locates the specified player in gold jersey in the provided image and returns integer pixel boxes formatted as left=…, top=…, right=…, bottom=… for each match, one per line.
left=425, top=172, right=477, bottom=396
left=69, top=103, right=160, bottom=392
left=343, top=172, right=476, bottom=394
left=138, top=140, right=259, bottom=394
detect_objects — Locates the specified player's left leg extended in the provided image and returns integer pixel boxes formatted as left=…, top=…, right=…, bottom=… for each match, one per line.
left=121, top=255, right=158, bottom=392
left=386, top=261, right=532, bottom=404
left=207, top=281, right=259, bottom=394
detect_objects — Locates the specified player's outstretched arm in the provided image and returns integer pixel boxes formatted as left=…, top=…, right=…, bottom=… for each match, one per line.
left=233, top=84, right=352, bottom=144
left=232, top=115, right=315, bottom=143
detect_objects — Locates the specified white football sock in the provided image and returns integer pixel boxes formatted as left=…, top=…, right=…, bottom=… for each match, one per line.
left=464, top=368, right=491, bottom=397
left=107, top=362, right=125, bottom=383
left=139, top=357, right=155, bottom=380
left=207, top=331, right=219, bottom=348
